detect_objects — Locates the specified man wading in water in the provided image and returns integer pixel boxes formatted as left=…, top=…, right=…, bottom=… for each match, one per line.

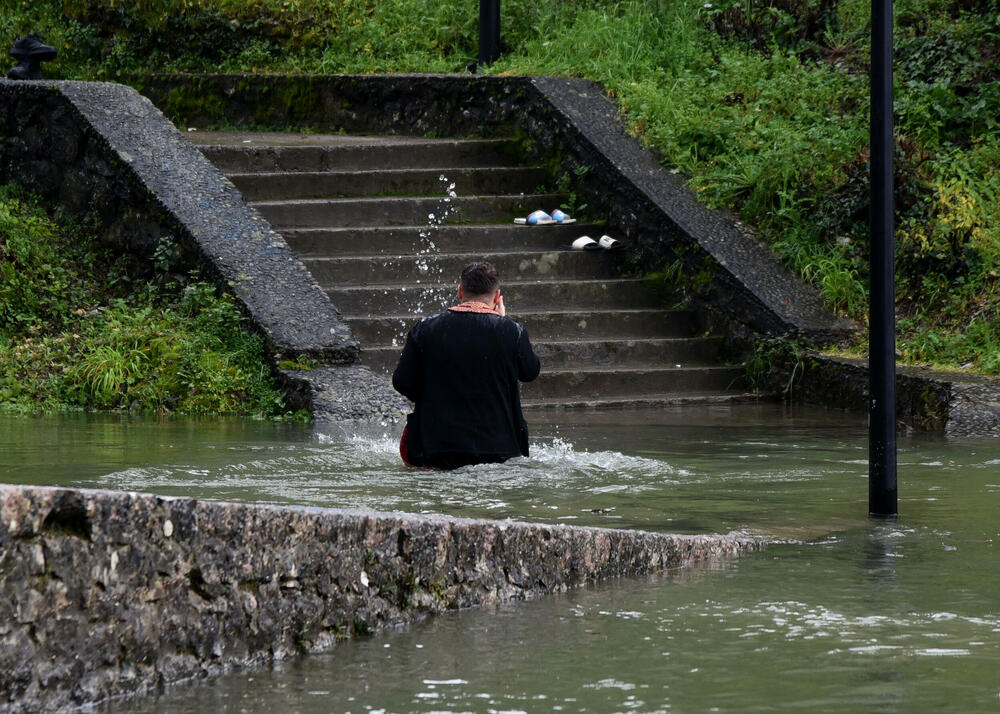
left=392, top=261, right=541, bottom=469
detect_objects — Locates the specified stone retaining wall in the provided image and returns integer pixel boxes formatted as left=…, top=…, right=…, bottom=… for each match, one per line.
left=0, top=79, right=407, bottom=422
left=0, top=484, right=763, bottom=712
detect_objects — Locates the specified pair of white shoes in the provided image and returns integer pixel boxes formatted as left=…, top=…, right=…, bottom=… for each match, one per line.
left=567, top=235, right=623, bottom=251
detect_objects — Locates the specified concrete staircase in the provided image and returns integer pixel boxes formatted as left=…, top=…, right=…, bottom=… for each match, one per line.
left=190, top=131, right=760, bottom=409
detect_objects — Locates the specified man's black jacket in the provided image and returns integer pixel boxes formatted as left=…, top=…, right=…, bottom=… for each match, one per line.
left=392, top=308, right=540, bottom=469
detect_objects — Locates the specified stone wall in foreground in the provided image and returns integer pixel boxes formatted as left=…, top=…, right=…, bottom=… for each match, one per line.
left=0, top=484, right=763, bottom=712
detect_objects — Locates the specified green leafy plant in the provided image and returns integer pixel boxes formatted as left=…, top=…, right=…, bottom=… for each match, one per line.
left=0, top=186, right=300, bottom=417
left=698, top=0, right=842, bottom=55
left=555, top=165, right=590, bottom=220
left=744, top=335, right=810, bottom=397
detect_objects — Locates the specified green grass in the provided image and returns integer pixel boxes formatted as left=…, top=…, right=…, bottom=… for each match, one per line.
left=0, top=185, right=299, bottom=417
left=4, top=0, right=1000, bottom=373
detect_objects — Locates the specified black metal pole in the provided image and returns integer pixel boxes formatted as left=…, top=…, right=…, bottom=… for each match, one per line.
left=479, top=0, right=501, bottom=66
left=869, top=0, right=898, bottom=517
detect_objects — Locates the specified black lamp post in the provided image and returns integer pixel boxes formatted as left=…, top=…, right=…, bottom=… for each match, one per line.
left=869, top=0, right=898, bottom=517
left=479, top=0, right=501, bottom=66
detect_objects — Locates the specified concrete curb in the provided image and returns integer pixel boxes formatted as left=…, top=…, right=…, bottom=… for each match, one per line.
left=525, top=76, right=856, bottom=342
left=0, top=483, right=764, bottom=711
left=0, top=78, right=410, bottom=420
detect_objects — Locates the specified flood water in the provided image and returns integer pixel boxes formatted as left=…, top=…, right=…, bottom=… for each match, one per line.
left=1, top=404, right=998, bottom=712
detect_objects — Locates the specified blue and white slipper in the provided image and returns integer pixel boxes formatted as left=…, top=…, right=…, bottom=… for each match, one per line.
left=550, top=209, right=577, bottom=224
left=514, top=210, right=555, bottom=225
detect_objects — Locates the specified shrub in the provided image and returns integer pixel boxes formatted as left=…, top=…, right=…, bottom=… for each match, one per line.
left=0, top=186, right=295, bottom=416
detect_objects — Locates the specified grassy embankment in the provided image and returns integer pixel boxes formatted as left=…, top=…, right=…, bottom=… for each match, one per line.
left=3, top=0, right=1000, bottom=376
left=0, top=185, right=296, bottom=416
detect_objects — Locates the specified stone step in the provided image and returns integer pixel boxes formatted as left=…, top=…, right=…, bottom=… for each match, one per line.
left=345, top=309, right=702, bottom=345
left=324, top=278, right=659, bottom=314
left=282, top=223, right=603, bottom=257
left=253, top=194, right=567, bottom=228
left=522, top=366, right=746, bottom=400
left=360, top=336, right=725, bottom=374
left=521, top=391, right=771, bottom=410
left=195, top=136, right=521, bottom=173
left=531, top=336, right=725, bottom=369
left=228, top=167, right=549, bottom=201
left=301, top=250, right=623, bottom=285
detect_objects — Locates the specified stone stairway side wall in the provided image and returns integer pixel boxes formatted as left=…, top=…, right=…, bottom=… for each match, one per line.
left=0, top=80, right=409, bottom=420
left=0, top=483, right=764, bottom=711
left=137, top=73, right=855, bottom=344
left=0, top=80, right=356, bottom=367
left=524, top=77, right=856, bottom=342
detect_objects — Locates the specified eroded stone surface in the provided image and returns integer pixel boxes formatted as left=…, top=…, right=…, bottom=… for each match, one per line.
left=0, top=484, right=763, bottom=712
left=278, top=364, right=409, bottom=422
left=945, top=382, right=1000, bottom=437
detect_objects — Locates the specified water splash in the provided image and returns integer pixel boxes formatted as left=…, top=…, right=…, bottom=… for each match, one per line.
left=403, top=175, right=460, bottom=338
left=92, top=430, right=691, bottom=529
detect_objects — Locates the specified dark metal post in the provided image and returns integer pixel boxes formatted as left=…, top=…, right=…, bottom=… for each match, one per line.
left=479, top=0, right=501, bottom=66
left=869, top=0, right=898, bottom=517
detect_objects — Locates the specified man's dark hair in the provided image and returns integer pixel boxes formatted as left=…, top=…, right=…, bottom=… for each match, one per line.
left=460, top=261, right=500, bottom=297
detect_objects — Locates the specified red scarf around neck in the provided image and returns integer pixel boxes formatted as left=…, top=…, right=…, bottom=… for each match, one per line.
left=448, top=302, right=498, bottom=314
